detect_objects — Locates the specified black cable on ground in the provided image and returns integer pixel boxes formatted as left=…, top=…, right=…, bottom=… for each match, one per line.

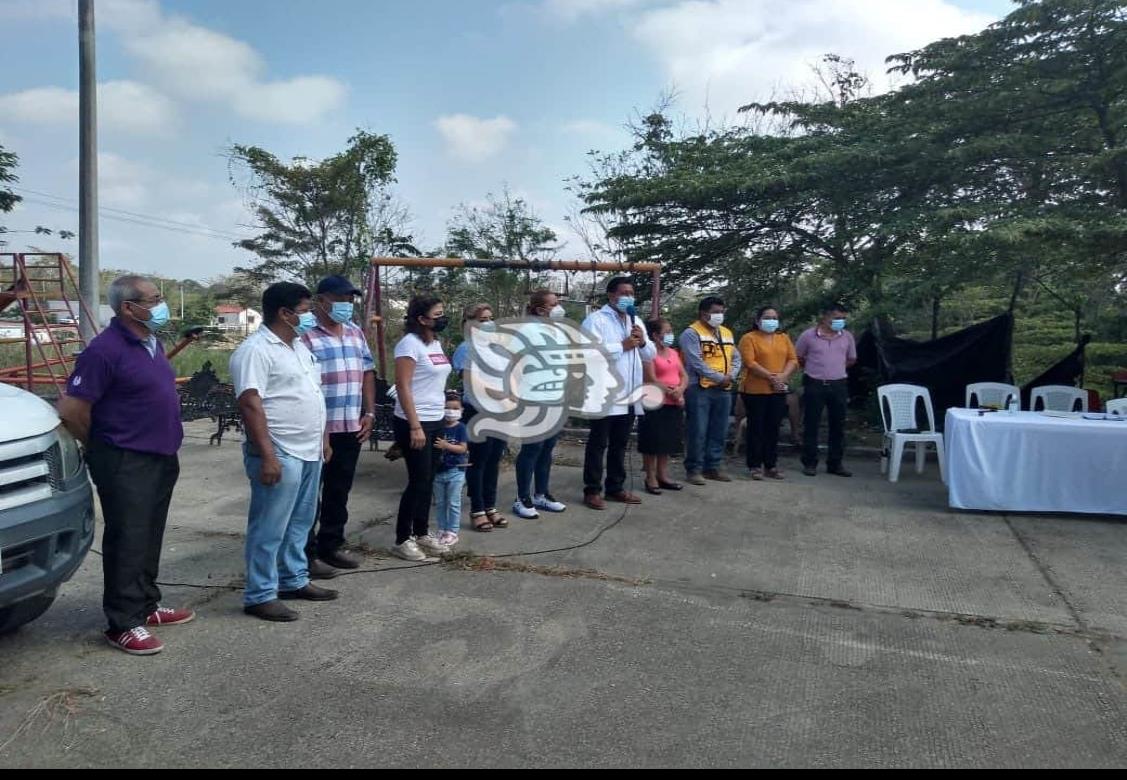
left=86, top=495, right=635, bottom=590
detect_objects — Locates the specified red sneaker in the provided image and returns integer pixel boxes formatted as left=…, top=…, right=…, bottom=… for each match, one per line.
left=146, top=606, right=196, bottom=627
left=105, top=626, right=164, bottom=656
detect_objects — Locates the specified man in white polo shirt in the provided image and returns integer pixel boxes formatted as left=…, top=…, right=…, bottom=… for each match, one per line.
left=231, top=282, right=336, bottom=622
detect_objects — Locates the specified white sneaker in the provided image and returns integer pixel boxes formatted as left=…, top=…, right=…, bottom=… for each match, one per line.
left=415, top=533, right=451, bottom=555
left=534, top=494, right=567, bottom=513
left=512, top=498, right=540, bottom=519
left=391, top=538, right=427, bottom=561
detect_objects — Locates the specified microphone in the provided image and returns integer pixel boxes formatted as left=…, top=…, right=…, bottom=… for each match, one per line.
left=626, top=304, right=638, bottom=326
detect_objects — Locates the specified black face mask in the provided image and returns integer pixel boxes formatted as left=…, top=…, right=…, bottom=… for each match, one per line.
left=431, top=316, right=450, bottom=334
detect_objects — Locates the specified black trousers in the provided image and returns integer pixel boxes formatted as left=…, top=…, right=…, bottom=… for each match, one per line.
left=743, top=393, right=788, bottom=470
left=392, top=416, right=444, bottom=545
left=307, top=431, right=363, bottom=558
left=463, top=403, right=505, bottom=514
left=802, top=378, right=848, bottom=470
left=583, top=413, right=634, bottom=496
left=86, top=441, right=180, bottom=632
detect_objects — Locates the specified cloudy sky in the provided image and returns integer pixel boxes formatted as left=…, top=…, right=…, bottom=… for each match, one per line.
left=0, top=0, right=1011, bottom=281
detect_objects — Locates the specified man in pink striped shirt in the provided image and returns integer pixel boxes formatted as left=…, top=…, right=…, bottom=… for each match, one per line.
left=794, top=303, right=857, bottom=478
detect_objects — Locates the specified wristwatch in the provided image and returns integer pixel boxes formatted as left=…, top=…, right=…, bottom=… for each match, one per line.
left=363, top=411, right=376, bottom=419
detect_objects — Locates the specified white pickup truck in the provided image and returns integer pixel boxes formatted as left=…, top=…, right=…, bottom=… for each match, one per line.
left=0, top=383, right=94, bottom=633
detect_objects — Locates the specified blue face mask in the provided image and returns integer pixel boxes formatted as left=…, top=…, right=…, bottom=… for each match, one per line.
left=615, top=296, right=635, bottom=314
left=329, top=302, right=354, bottom=324
left=138, top=301, right=170, bottom=332
left=760, top=319, right=780, bottom=333
left=831, top=318, right=847, bottom=332
left=478, top=320, right=497, bottom=332
left=293, top=310, right=317, bottom=336
left=662, top=333, right=675, bottom=347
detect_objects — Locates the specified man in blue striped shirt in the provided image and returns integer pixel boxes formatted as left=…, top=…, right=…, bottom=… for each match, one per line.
left=301, top=275, right=376, bottom=576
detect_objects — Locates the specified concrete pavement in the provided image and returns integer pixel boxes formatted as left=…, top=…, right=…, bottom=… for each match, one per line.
left=0, top=422, right=1124, bottom=767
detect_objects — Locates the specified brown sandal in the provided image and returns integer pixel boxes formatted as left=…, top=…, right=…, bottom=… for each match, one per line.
left=471, top=512, right=494, bottom=532
left=485, top=508, right=509, bottom=528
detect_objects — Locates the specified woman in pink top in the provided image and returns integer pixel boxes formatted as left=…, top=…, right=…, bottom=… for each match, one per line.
left=639, top=318, right=689, bottom=494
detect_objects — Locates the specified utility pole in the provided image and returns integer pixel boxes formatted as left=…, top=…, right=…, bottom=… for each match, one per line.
left=78, top=0, right=99, bottom=341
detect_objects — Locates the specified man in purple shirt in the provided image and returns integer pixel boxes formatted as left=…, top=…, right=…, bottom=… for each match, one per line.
left=59, top=276, right=194, bottom=656
left=794, top=303, right=857, bottom=478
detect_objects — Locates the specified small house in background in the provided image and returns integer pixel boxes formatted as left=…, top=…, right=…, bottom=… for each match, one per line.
left=214, top=304, right=262, bottom=333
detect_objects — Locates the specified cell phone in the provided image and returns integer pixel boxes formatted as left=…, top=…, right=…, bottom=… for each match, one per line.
left=183, top=326, right=205, bottom=338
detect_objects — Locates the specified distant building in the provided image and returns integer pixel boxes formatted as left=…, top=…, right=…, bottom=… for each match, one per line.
left=214, top=305, right=262, bottom=333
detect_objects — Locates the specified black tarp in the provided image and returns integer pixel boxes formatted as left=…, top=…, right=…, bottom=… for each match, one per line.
left=1019, top=335, right=1090, bottom=410
left=851, top=313, right=1014, bottom=426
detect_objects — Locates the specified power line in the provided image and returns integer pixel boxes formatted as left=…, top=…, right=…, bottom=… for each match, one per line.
left=10, top=186, right=250, bottom=243
left=19, top=197, right=245, bottom=242
left=13, top=186, right=247, bottom=234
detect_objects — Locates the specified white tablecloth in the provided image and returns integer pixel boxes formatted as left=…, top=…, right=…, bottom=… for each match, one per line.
left=944, top=409, right=1127, bottom=515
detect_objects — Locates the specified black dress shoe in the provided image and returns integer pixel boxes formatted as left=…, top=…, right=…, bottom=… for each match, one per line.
left=802, top=466, right=818, bottom=477
left=828, top=466, right=853, bottom=477
left=645, top=484, right=663, bottom=496
left=244, top=601, right=299, bottom=622
left=320, top=548, right=361, bottom=570
left=308, top=558, right=340, bottom=580
left=278, top=584, right=339, bottom=601
left=658, top=480, right=683, bottom=491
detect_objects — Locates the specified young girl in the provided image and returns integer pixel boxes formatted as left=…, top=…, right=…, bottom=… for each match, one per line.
left=433, top=393, right=469, bottom=547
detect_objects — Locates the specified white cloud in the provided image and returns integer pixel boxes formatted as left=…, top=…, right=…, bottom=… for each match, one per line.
left=0, top=81, right=176, bottom=135
left=97, top=152, right=152, bottom=208
left=100, top=0, right=347, bottom=124
left=435, top=114, right=519, bottom=163
left=625, top=0, right=995, bottom=115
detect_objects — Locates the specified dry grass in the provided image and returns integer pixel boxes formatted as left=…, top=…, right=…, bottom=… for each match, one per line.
left=0, top=686, right=101, bottom=754
left=444, top=551, right=650, bottom=586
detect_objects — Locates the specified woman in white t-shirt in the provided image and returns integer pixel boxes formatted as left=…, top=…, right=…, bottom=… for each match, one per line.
left=391, top=296, right=453, bottom=561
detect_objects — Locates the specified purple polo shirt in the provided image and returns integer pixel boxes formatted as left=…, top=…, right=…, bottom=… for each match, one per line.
left=66, top=318, right=184, bottom=456
left=795, top=327, right=857, bottom=381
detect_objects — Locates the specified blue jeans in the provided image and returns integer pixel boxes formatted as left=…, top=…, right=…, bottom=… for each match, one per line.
left=684, top=386, right=732, bottom=474
left=516, top=434, right=558, bottom=501
left=433, top=469, right=466, bottom=534
left=243, top=445, right=322, bottom=607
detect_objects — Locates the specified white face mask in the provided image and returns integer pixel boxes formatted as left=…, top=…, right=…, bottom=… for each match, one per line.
left=444, top=409, right=462, bottom=422
left=708, top=313, right=725, bottom=328
left=549, top=305, right=566, bottom=320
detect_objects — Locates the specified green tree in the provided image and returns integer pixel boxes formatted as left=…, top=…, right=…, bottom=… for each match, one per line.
left=229, top=130, right=416, bottom=286
left=445, top=187, right=561, bottom=317
left=1, top=144, right=22, bottom=245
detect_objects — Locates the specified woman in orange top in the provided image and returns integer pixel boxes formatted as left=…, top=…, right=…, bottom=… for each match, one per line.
left=738, top=306, right=798, bottom=480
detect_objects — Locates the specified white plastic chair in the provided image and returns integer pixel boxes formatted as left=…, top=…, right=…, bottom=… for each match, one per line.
left=1030, top=385, right=1088, bottom=413
left=965, top=382, right=1021, bottom=410
left=877, top=384, right=946, bottom=484
left=1106, top=398, right=1127, bottom=416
